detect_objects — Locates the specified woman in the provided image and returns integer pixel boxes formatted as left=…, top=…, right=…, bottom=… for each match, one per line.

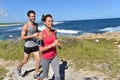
left=38, top=14, right=61, bottom=80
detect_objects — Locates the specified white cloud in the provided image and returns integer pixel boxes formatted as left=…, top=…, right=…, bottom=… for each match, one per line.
left=0, top=7, right=8, bottom=18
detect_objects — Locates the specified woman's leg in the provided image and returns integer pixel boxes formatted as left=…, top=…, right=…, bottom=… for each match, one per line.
left=40, top=58, right=51, bottom=79
left=51, top=56, right=60, bottom=80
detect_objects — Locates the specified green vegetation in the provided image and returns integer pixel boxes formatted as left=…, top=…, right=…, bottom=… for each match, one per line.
left=0, top=40, right=24, bottom=79
left=0, top=67, right=8, bottom=79
left=0, top=37, right=120, bottom=78
left=0, top=40, right=24, bottom=60
left=0, top=22, right=23, bottom=27
left=0, top=22, right=23, bottom=25
left=57, top=37, right=120, bottom=78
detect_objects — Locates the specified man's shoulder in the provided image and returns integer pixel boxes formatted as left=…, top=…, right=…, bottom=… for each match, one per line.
left=23, top=22, right=28, bottom=26
left=22, top=23, right=28, bottom=29
left=34, top=22, right=38, bottom=26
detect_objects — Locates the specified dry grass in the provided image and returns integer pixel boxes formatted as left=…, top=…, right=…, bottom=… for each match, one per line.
left=0, top=37, right=120, bottom=78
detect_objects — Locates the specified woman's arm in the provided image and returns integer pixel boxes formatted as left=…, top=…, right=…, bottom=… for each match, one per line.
left=38, top=32, right=58, bottom=52
left=54, top=30, right=62, bottom=49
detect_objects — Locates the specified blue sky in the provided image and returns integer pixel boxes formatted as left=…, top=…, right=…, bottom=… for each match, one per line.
left=0, top=0, right=120, bottom=23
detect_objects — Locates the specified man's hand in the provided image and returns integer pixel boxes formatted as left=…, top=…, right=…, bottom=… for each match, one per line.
left=33, top=32, right=39, bottom=38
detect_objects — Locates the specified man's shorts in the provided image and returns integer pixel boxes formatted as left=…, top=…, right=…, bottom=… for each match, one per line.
left=24, top=46, right=39, bottom=54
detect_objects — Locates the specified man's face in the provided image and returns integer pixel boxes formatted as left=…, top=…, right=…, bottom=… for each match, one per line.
left=29, top=13, right=35, bottom=22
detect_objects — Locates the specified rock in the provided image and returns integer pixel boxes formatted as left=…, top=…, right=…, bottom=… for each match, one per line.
left=77, top=32, right=120, bottom=39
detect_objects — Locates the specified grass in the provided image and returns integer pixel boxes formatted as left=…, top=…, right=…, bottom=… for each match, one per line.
left=0, top=22, right=23, bottom=25
left=0, top=40, right=24, bottom=79
left=57, top=37, right=120, bottom=78
left=0, top=37, right=120, bottom=78
left=0, top=40, right=24, bottom=60
left=0, top=67, right=8, bottom=79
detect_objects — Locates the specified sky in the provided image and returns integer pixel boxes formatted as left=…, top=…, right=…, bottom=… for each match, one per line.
left=0, top=0, right=120, bottom=23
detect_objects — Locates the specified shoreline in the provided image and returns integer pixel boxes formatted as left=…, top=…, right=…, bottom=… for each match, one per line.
left=74, top=31, right=120, bottom=39
left=57, top=31, right=120, bottom=40
left=0, top=32, right=120, bottom=41
left=0, top=23, right=23, bottom=27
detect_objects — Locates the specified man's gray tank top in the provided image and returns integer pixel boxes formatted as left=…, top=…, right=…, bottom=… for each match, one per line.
left=24, top=23, right=38, bottom=47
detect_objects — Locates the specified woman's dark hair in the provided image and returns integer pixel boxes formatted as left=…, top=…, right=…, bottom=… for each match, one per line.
left=41, top=14, right=52, bottom=22
left=27, top=10, right=36, bottom=17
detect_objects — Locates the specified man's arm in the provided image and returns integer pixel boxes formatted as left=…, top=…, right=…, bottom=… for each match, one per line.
left=21, top=24, right=38, bottom=40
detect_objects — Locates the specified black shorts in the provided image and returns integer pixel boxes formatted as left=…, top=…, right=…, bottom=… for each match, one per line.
left=24, top=46, right=39, bottom=54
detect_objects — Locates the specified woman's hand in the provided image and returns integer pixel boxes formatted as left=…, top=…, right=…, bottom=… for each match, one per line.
left=51, top=40, right=59, bottom=47
left=58, top=44, right=62, bottom=49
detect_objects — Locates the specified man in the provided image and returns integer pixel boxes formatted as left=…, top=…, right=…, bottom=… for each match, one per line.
left=17, top=10, right=41, bottom=79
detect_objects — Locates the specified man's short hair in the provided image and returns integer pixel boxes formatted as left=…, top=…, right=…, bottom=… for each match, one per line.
left=27, top=10, right=36, bottom=17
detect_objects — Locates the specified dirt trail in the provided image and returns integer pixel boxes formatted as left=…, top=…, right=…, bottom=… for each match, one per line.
left=0, top=59, right=107, bottom=80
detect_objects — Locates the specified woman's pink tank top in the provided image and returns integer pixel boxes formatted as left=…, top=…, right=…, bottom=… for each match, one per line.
left=42, top=29, right=57, bottom=59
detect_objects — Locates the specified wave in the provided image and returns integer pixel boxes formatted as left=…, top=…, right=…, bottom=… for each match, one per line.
left=38, top=25, right=46, bottom=31
left=53, top=21, right=64, bottom=25
left=5, top=27, right=22, bottom=32
left=57, top=29, right=80, bottom=34
left=99, top=26, right=120, bottom=32
left=38, top=25, right=81, bottom=35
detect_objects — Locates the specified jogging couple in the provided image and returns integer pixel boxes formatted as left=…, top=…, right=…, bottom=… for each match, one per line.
left=17, top=10, right=62, bottom=80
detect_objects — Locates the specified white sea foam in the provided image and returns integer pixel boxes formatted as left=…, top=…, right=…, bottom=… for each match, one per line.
left=53, top=21, right=64, bottom=25
left=5, top=27, right=22, bottom=31
left=38, top=25, right=80, bottom=34
left=57, top=29, right=80, bottom=34
left=99, top=26, right=120, bottom=32
left=38, top=25, right=46, bottom=31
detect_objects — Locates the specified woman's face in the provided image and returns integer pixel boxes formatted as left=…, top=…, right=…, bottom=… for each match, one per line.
left=44, top=17, right=53, bottom=28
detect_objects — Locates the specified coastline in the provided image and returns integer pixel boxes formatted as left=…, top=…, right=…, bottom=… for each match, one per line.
left=1, top=31, right=120, bottom=41
left=0, top=23, right=23, bottom=27
left=76, top=31, right=120, bottom=39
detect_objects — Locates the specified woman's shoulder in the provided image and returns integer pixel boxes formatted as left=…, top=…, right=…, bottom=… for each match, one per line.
left=39, top=31, right=44, bottom=35
left=38, top=31, right=44, bottom=40
left=51, top=29, right=57, bottom=33
left=41, top=29, right=46, bottom=33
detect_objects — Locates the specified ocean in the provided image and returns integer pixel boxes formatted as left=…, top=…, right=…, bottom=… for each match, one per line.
left=1, top=18, right=120, bottom=40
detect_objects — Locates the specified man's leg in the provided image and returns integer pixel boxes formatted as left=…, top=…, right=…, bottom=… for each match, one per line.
left=17, top=53, right=30, bottom=75
left=18, top=53, right=30, bottom=68
left=33, top=51, right=41, bottom=75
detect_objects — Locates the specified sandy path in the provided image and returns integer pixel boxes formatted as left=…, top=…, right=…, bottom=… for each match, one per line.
left=0, top=59, right=108, bottom=80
